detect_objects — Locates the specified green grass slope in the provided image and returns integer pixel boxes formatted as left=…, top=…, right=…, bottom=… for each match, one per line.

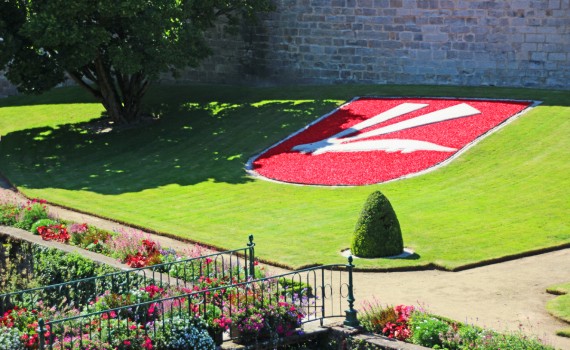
left=0, top=85, right=568, bottom=269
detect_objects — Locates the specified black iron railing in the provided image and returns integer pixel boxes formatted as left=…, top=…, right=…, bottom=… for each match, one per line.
left=0, top=235, right=256, bottom=314
left=37, top=258, right=358, bottom=349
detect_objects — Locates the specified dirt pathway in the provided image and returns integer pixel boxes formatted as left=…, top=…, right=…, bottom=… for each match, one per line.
left=1, top=181, right=569, bottom=349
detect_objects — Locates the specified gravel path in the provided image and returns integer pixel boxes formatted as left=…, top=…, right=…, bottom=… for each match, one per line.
left=1, top=180, right=569, bottom=349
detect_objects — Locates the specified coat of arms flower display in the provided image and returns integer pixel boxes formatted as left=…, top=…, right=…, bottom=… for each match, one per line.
left=248, top=98, right=534, bottom=186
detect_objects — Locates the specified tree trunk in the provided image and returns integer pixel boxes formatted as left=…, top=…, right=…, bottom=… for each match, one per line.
left=69, top=57, right=149, bottom=125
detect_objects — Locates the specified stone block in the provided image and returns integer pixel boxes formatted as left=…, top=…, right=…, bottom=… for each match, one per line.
left=423, top=33, right=449, bottom=42
left=548, top=52, right=567, bottom=61
left=525, top=33, right=546, bottom=42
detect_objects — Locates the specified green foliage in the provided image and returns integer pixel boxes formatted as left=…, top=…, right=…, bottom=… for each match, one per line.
left=359, top=304, right=397, bottom=334
left=0, top=237, right=39, bottom=293
left=0, top=0, right=273, bottom=124
left=154, top=316, right=216, bottom=350
left=29, top=245, right=117, bottom=307
left=0, top=202, right=20, bottom=226
left=30, top=218, right=59, bottom=235
left=69, top=223, right=113, bottom=253
left=351, top=191, right=403, bottom=258
left=0, top=326, right=22, bottom=350
left=472, top=330, right=555, bottom=350
left=13, top=202, right=49, bottom=231
left=407, top=313, right=554, bottom=350
left=33, top=247, right=96, bottom=286
left=409, top=312, right=450, bottom=348
left=278, top=277, right=313, bottom=297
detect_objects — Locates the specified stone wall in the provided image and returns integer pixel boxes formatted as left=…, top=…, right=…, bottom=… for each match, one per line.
left=2, top=1, right=569, bottom=92
left=172, top=0, right=570, bottom=89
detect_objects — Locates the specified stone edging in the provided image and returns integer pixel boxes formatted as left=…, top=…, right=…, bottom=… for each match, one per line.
left=0, top=225, right=131, bottom=271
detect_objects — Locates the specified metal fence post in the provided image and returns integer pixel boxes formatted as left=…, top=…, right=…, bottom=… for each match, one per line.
left=343, top=256, right=359, bottom=327
left=38, top=318, right=45, bottom=349
left=247, top=235, right=255, bottom=278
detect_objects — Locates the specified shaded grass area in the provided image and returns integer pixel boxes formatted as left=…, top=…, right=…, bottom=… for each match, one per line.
left=0, top=84, right=569, bottom=270
left=546, top=282, right=570, bottom=338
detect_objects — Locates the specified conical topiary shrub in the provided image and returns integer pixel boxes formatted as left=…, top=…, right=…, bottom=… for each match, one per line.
left=351, top=191, right=403, bottom=258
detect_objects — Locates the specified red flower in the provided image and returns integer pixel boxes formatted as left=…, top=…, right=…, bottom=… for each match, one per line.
left=251, top=98, right=532, bottom=185
left=143, top=336, right=153, bottom=350
left=38, top=224, right=70, bottom=242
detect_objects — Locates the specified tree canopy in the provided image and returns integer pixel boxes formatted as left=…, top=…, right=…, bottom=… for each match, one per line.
left=0, top=0, right=273, bottom=124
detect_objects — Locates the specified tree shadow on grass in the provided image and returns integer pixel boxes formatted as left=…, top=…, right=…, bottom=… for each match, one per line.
left=1, top=84, right=568, bottom=195
left=0, top=97, right=344, bottom=194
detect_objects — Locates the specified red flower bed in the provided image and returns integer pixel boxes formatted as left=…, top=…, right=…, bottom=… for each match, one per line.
left=250, top=98, right=534, bottom=186
left=37, top=224, right=70, bottom=243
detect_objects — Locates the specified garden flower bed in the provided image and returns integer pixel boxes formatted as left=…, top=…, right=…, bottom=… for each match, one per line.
left=355, top=298, right=555, bottom=350
left=0, top=270, right=311, bottom=349
left=250, top=97, right=534, bottom=186
left=0, top=196, right=324, bottom=349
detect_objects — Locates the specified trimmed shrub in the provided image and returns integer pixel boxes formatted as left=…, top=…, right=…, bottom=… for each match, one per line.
left=351, top=191, right=403, bottom=258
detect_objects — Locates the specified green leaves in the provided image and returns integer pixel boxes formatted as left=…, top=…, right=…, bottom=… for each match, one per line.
left=0, top=0, right=273, bottom=123
left=351, top=191, right=404, bottom=258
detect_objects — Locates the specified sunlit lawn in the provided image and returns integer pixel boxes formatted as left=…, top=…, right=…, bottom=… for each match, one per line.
left=0, top=84, right=568, bottom=269
left=547, top=282, right=570, bottom=337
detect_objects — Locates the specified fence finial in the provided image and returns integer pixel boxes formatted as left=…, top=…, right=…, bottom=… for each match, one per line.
left=247, top=235, right=255, bottom=278
left=343, top=255, right=359, bottom=328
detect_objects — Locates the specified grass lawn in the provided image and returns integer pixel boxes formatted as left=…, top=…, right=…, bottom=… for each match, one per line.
left=0, top=84, right=568, bottom=270
left=547, top=282, right=570, bottom=338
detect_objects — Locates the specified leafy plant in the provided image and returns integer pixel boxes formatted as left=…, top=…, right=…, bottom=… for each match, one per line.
left=154, top=316, right=216, bottom=350
left=108, top=229, right=162, bottom=267
left=473, top=329, right=555, bottom=350
left=278, top=277, right=313, bottom=297
left=409, top=312, right=450, bottom=348
left=0, top=237, right=38, bottom=293
left=0, top=201, right=20, bottom=226
left=69, top=223, right=113, bottom=253
left=14, top=199, right=49, bottom=231
left=30, top=218, right=58, bottom=235
left=0, top=326, right=22, bottom=350
left=358, top=298, right=398, bottom=334
left=0, top=0, right=274, bottom=124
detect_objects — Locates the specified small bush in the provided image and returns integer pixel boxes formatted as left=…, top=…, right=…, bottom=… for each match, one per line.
left=0, top=202, right=20, bottom=226
left=0, top=326, right=23, bottom=350
left=474, top=330, right=555, bottom=350
left=14, top=199, right=49, bottom=231
left=108, top=228, right=162, bottom=267
left=155, top=316, right=216, bottom=350
left=409, top=312, right=450, bottom=348
left=69, top=223, right=112, bottom=253
left=351, top=191, right=403, bottom=258
left=30, top=218, right=59, bottom=235
left=358, top=298, right=397, bottom=334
